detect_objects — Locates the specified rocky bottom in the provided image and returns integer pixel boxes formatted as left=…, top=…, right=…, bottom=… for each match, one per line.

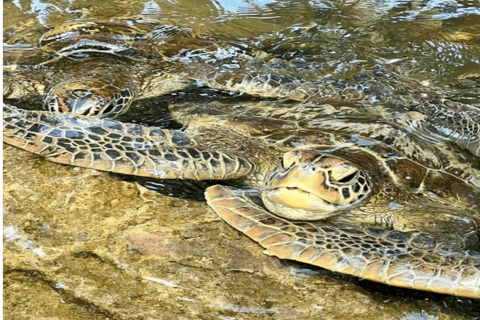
left=4, top=144, right=480, bottom=320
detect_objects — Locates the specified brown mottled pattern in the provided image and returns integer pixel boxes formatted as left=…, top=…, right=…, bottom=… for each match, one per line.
left=3, top=104, right=255, bottom=180
left=4, top=65, right=54, bottom=99
left=173, top=52, right=365, bottom=102
left=206, top=185, right=480, bottom=299
left=417, top=100, right=480, bottom=157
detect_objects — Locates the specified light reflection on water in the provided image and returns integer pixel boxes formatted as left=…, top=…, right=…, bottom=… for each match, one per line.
left=4, top=0, right=480, bottom=188
left=3, top=0, right=480, bottom=318
left=4, top=0, right=479, bottom=167
left=213, top=0, right=277, bottom=13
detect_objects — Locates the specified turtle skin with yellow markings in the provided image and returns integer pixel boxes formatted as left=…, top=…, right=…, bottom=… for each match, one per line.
left=3, top=20, right=480, bottom=298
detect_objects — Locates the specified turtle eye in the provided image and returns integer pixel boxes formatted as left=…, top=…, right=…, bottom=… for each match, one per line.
left=336, top=171, right=357, bottom=183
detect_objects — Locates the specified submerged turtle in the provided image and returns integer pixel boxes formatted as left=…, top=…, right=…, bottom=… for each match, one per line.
left=3, top=20, right=480, bottom=298
left=4, top=20, right=374, bottom=120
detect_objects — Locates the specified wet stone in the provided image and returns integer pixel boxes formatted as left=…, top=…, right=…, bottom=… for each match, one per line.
left=123, top=145, right=135, bottom=152
left=4, top=124, right=17, bottom=131
left=386, top=230, right=413, bottom=242
left=4, top=1, right=480, bottom=317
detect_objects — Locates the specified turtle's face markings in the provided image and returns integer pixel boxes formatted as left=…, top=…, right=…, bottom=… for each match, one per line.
left=262, top=150, right=371, bottom=220
left=44, top=78, right=134, bottom=119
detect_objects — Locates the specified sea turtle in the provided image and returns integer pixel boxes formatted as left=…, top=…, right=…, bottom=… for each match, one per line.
left=4, top=20, right=374, bottom=119
left=3, top=20, right=480, bottom=298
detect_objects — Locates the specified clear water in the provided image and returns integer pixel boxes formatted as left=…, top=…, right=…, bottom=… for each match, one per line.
left=3, top=0, right=480, bottom=319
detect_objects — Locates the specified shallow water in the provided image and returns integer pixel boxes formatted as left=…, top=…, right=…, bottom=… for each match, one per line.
left=3, top=0, right=480, bottom=319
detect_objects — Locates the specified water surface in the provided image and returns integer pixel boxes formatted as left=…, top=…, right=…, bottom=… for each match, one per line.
left=3, top=0, right=480, bottom=319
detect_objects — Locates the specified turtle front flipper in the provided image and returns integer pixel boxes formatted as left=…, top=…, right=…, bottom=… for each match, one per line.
left=206, top=185, right=480, bottom=299
left=3, top=104, right=255, bottom=180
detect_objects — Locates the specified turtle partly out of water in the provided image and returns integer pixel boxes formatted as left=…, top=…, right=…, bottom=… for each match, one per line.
left=3, top=20, right=480, bottom=299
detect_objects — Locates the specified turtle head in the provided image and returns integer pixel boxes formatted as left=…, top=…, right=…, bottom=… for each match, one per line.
left=262, top=150, right=371, bottom=220
left=44, top=78, right=134, bottom=118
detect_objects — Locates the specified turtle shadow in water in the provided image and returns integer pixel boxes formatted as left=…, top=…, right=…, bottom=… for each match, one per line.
left=113, top=89, right=264, bottom=200
left=284, top=260, right=480, bottom=318
left=116, top=174, right=247, bottom=201
left=117, top=82, right=274, bottom=128
left=117, top=174, right=219, bottom=201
